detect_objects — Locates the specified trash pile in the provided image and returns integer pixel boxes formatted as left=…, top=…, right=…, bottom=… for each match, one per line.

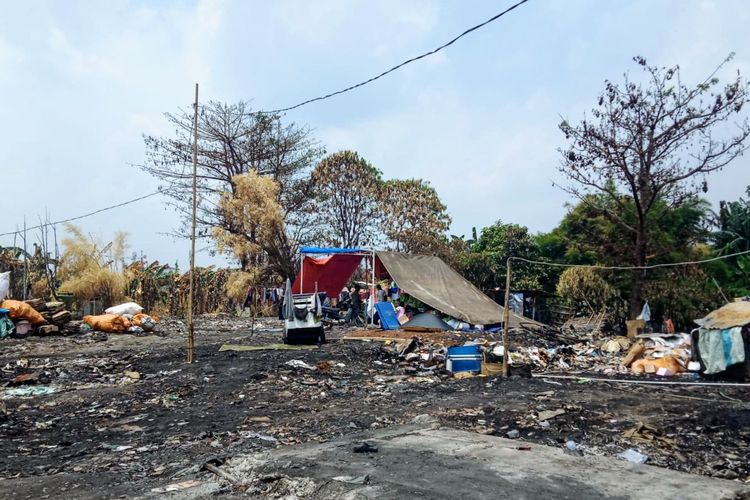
left=374, top=334, right=510, bottom=379
left=377, top=336, right=447, bottom=376
left=0, top=299, right=159, bottom=340
left=623, top=333, right=694, bottom=376
left=0, top=299, right=80, bottom=338
left=509, top=332, right=697, bottom=378
left=347, top=321, right=704, bottom=379
left=82, top=302, right=160, bottom=334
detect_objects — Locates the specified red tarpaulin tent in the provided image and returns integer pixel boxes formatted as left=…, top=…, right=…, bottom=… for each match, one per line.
left=291, top=254, right=365, bottom=297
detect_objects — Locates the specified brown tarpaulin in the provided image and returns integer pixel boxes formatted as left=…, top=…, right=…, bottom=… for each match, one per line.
left=375, top=251, right=542, bottom=328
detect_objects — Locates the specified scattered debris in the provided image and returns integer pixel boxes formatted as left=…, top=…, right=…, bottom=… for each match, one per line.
left=537, top=409, right=566, bottom=422
left=0, top=313, right=748, bottom=496
left=618, top=449, right=648, bottom=464
left=8, top=372, right=42, bottom=385
left=150, top=480, right=204, bottom=493
left=245, top=416, right=272, bottom=423
left=219, top=343, right=317, bottom=352
left=622, top=422, right=676, bottom=448
left=564, top=440, right=583, bottom=457
left=316, top=360, right=333, bottom=373
left=332, top=474, right=370, bottom=485
left=353, top=442, right=379, bottom=453
left=284, top=360, right=317, bottom=370
left=3, top=386, right=57, bottom=398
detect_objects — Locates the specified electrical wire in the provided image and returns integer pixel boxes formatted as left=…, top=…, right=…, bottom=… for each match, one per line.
left=0, top=191, right=161, bottom=238
left=1, top=3, right=532, bottom=237
left=534, top=374, right=750, bottom=388
left=509, top=249, right=750, bottom=270
left=261, top=0, right=530, bottom=114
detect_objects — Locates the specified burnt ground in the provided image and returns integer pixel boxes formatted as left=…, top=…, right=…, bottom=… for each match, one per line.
left=1, top=316, right=749, bottom=498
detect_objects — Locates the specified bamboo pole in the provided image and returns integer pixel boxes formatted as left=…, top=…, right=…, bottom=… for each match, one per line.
left=22, top=218, right=28, bottom=300
left=187, top=83, right=199, bottom=364
left=502, top=258, right=511, bottom=377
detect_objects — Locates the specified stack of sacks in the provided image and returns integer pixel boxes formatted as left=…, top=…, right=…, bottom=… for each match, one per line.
left=83, top=313, right=131, bottom=333
left=131, top=312, right=159, bottom=332
left=630, top=356, right=685, bottom=375
left=1, top=300, right=47, bottom=326
left=83, top=302, right=159, bottom=334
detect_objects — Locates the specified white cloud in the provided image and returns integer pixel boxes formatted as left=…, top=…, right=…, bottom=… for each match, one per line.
left=2, top=0, right=750, bottom=266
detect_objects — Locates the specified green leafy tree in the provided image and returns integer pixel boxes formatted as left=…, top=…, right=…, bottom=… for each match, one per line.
left=380, top=179, right=451, bottom=254
left=710, top=186, right=750, bottom=297
left=545, top=194, right=720, bottom=325
left=556, top=267, right=623, bottom=315
left=555, top=194, right=710, bottom=267
left=311, top=150, right=382, bottom=248
left=453, top=221, right=550, bottom=292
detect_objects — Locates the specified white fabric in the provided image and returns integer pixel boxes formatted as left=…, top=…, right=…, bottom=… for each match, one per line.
left=0, top=272, right=9, bottom=301
left=105, top=302, right=143, bottom=316
left=637, top=301, right=651, bottom=322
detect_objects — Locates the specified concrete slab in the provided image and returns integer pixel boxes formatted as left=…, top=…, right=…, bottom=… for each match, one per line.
left=224, top=424, right=750, bottom=499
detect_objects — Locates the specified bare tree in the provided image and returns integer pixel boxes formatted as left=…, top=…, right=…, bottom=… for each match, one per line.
left=140, top=101, right=323, bottom=278
left=35, top=211, right=59, bottom=300
left=558, top=55, right=750, bottom=317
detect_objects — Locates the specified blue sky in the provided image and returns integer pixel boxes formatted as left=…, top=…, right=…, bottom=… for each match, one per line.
left=1, top=0, right=749, bottom=266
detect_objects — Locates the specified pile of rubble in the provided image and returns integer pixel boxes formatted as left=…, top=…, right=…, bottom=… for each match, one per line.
left=348, top=323, right=700, bottom=380
left=511, top=332, right=697, bottom=378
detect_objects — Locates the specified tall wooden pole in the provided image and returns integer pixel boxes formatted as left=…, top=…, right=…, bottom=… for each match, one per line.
left=187, top=83, right=199, bottom=363
left=22, top=217, right=28, bottom=300
left=502, top=258, right=512, bottom=377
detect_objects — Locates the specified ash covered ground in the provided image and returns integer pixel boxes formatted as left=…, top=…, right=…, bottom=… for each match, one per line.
left=1, top=316, right=749, bottom=498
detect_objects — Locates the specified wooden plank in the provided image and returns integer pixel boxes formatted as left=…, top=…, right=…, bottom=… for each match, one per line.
left=36, top=325, right=59, bottom=335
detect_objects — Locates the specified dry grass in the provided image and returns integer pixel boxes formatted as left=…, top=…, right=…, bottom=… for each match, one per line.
left=226, top=270, right=258, bottom=302
left=58, top=224, right=129, bottom=307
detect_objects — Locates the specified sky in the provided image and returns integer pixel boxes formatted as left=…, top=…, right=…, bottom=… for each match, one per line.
left=1, top=0, right=749, bottom=267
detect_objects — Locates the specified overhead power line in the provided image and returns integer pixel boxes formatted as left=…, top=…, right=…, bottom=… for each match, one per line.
left=1, top=3, right=532, bottom=238
left=509, top=249, right=750, bottom=270
left=0, top=191, right=161, bottom=238
left=262, top=0, right=531, bottom=114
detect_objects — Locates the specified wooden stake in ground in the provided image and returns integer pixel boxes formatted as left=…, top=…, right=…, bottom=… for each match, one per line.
left=187, top=83, right=199, bottom=363
left=502, top=258, right=511, bottom=377
left=22, top=217, right=28, bottom=300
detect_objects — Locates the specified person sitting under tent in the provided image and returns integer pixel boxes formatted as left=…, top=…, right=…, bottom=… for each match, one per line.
left=344, top=284, right=364, bottom=325
left=376, top=284, right=387, bottom=303
left=338, top=287, right=351, bottom=308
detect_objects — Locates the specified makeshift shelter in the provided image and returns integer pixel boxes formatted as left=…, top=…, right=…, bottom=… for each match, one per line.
left=291, top=247, right=374, bottom=298
left=402, top=312, right=453, bottom=332
left=375, top=251, right=540, bottom=328
left=694, top=301, right=750, bottom=377
left=290, top=248, right=542, bottom=329
left=695, top=301, right=750, bottom=330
